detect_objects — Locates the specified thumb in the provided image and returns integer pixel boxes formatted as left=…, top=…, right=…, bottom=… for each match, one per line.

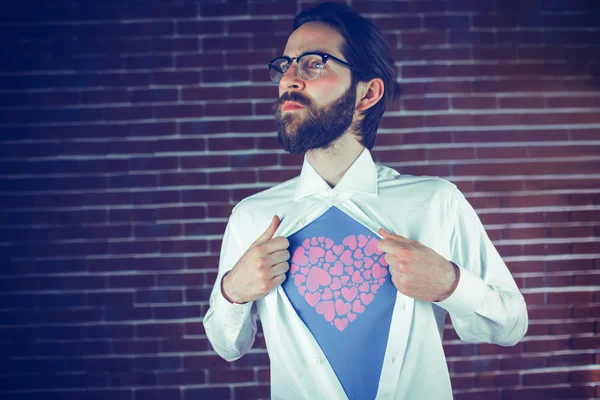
left=378, top=228, right=410, bottom=242
left=252, top=215, right=281, bottom=246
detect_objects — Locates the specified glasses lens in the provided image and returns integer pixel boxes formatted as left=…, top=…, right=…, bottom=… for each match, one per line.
left=269, top=58, right=289, bottom=83
left=298, top=54, right=324, bottom=80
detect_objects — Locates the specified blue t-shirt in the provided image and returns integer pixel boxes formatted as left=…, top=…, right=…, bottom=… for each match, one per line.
left=281, top=206, right=397, bottom=399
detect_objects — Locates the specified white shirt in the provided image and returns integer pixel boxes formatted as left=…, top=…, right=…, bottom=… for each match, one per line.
left=203, top=148, right=528, bottom=400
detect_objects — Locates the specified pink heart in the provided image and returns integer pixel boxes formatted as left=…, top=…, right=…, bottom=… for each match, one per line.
left=335, top=299, right=351, bottom=315
left=334, top=317, right=349, bottom=331
left=365, top=237, right=380, bottom=256
left=289, top=234, right=389, bottom=331
left=372, top=263, right=387, bottom=279
left=316, top=301, right=334, bottom=322
left=360, top=293, right=374, bottom=305
left=306, top=292, right=321, bottom=307
left=358, top=234, right=368, bottom=247
left=341, top=287, right=358, bottom=302
left=294, top=274, right=306, bottom=286
left=307, top=267, right=331, bottom=292
left=380, top=254, right=389, bottom=267
left=292, top=248, right=309, bottom=266
left=309, top=247, right=325, bottom=264
left=343, top=235, right=357, bottom=250
left=340, top=250, right=353, bottom=266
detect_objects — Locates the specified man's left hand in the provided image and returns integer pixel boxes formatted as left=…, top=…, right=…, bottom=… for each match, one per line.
left=376, top=228, right=459, bottom=302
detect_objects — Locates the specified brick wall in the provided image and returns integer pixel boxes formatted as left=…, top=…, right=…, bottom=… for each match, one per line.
left=1, top=0, right=599, bottom=399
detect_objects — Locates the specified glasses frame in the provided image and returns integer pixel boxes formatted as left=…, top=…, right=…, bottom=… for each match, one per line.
left=268, top=51, right=358, bottom=84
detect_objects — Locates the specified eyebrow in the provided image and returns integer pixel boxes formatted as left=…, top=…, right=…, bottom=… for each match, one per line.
left=283, top=48, right=333, bottom=58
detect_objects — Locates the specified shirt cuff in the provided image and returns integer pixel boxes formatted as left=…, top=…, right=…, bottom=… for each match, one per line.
left=214, top=278, right=253, bottom=328
left=434, top=264, right=488, bottom=318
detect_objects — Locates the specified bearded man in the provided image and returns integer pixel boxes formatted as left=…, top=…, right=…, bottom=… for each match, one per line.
left=203, top=3, right=528, bottom=399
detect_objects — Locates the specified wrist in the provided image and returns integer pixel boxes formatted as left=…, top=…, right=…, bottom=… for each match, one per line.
left=221, top=271, right=247, bottom=304
left=436, top=261, right=460, bottom=302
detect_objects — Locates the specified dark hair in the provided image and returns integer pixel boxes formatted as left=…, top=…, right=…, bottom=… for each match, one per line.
left=293, top=2, right=399, bottom=149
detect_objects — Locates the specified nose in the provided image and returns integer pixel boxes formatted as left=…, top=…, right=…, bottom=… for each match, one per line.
left=279, top=62, right=306, bottom=94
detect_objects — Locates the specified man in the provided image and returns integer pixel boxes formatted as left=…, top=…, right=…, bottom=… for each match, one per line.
left=203, top=3, right=528, bottom=399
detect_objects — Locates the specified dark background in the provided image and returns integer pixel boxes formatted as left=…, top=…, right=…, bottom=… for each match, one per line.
left=1, top=0, right=599, bottom=399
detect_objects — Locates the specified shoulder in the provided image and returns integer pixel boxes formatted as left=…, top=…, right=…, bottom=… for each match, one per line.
left=229, top=176, right=298, bottom=226
left=376, top=163, right=459, bottom=197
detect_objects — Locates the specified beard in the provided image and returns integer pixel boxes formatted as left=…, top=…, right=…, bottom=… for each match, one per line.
left=272, top=84, right=357, bottom=155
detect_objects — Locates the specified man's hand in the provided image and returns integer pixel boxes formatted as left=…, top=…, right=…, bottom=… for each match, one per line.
left=376, top=228, right=459, bottom=302
left=221, top=216, right=290, bottom=304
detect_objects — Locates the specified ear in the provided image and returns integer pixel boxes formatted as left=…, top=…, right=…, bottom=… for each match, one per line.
left=356, top=78, right=384, bottom=112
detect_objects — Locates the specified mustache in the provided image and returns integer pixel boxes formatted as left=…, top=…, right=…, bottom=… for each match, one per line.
left=272, top=91, right=312, bottom=113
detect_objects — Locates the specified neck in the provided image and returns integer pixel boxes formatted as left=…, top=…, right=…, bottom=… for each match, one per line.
left=306, top=134, right=365, bottom=188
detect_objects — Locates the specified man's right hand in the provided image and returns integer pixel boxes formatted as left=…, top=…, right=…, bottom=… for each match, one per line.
left=221, top=215, right=290, bottom=304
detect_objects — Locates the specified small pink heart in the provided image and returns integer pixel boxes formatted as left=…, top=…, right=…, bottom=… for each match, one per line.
left=358, top=281, right=369, bottom=292
left=292, top=248, right=309, bottom=267
left=364, top=258, right=374, bottom=269
left=340, top=250, right=353, bottom=266
left=334, top=317, right=348, bottom=331
left=330, top=277, right=342, bottom=290
left=343, top=235, right=357, bottom=250
left=309, top=247, right=325, bottom=264
left=365, top=237, right=380, bottom=256
left=341, top=287, right=358, bottom=302
left=371, top=284, right=380, bottom=294
left=335, top=299, right=351, bottom=315
left=358, top=234, right=368, bottom=247
left=318, top=236, right=324, bottom=243
left=305, top=292, right=321, bottom=307
left=298, top=286, right=307, bottom=296
left=333, top=291, right=340, bottom=299
left=332, top=244, right=344, bottom=256
left=364, top=270, right=372, bottom=280
left=294, top=274, right=306, bottom=286
left=290, top=264, right=299, bottom=274
left=322, top=287, right=332, bottom=300
left=353, top=248, right=364, bottom=260
left=307, top=267, right=331, bottom=292
left=352, top=270, right=364, bottom=284
left=341, top=276, right=350, bottom=285
left=354, top=259, right=363, bottom=268
left=302, top=239, right=311, bottom=249
left=301, top=266, right=310, bottom=275
left=379, top=278, right=385, bottom=285
left=330, top=261, right=343, bottom=276
left=325, top=238, right=334, bottom=249
left=311, top=237, right=319, bottom=246
left=347, top=312, right=357, bottom=322
left=325, top=250, right=336, bottom=263
left=345, top=266, right=354, bottom=275
left=360, top=293, right=374, bottom=305
left=352, top=299, right=365, bottom=313
left=316, top=301, right=335, bottom=322
left=372, top=263, right=388, bottom=279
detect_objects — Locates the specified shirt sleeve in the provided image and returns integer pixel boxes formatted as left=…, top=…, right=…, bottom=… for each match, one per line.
left=202, top=217, right=258, bottom=361
left=434, top=187, right=528, bottom=346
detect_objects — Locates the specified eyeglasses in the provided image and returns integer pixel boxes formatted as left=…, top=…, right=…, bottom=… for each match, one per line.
left=268, top=52, right=357, bottom=84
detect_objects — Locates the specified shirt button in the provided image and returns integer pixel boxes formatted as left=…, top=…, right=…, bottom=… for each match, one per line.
left=401, top=303, right=406, bottom=311
left=233, top=309, right=242, bottom=315
left=313, top=358, right=322, bottom=365
left=299, top=218, right=306, bottom=225
left=391, top=356, right=397, bottom=363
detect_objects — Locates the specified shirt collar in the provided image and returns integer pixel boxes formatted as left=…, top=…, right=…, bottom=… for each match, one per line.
left=293, top=148, right=378, bottom=200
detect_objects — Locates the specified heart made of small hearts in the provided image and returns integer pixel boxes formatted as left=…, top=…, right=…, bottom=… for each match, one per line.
left=290, top=233, right=389, bottom=332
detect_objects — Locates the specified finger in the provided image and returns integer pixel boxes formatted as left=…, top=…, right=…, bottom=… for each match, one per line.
left=267, top=249, right=290, bottom=266
left=376, top=238, right=405, bottom=255
left=270, top=261, right=290, bottom=278
left=378, top=228, right=411, bottom=243
left=259, top=236, right=290, bottom=255
left=252, top=215, right=281, bottom=246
